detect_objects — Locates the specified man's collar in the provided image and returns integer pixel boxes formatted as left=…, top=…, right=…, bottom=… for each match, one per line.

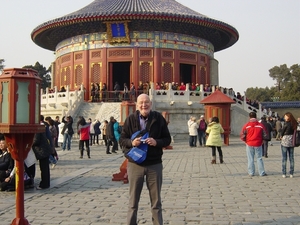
left=139, top=111, right=152, bottom=120
left=140, top=114, right=148, bottom=120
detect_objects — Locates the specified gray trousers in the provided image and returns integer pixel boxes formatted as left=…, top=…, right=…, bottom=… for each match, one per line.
left=127, top=162, right=163, bottom=225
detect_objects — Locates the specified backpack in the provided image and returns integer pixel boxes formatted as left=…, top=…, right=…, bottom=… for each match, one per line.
left=293, top=130, right=300, bottom=147
left=199, top=121, right=206, bottom=130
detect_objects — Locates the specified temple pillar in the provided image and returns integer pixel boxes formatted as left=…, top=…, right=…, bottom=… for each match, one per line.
left=153, top=48, right=160, bottom=84
left=84, top=50, right=90, bottom=100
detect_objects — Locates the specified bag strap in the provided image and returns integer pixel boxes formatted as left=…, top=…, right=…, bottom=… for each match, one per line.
left=0, top=151, right=8, bottom=158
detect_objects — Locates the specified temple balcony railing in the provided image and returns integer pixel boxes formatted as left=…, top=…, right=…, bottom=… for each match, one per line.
left=149, top=83, right=263, bottom=118
left=40, top=83, right=264, bottom=119
left=41, top=84, right=84, bottom=116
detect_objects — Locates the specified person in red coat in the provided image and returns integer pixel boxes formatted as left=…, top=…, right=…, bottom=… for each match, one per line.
left=240, top=112, right=268, bottom=177
left=78, top=117, right=90, bottom=159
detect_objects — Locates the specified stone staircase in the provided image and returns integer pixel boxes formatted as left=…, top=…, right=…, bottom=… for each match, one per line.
left=71, top=102, right=122, bottom=140
left=95, top=103, right=122, bottom=123
left=73, top=102, right=103, bottom=122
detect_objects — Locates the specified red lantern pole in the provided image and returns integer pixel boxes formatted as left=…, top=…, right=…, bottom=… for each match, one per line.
left=5, top=133, right=34, bottom=225
left=13, top=159, right=28, bottom=225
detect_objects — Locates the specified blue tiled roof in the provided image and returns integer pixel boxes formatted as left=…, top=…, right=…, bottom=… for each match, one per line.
left=261, top=101, right=300, bottom=108
left=65, top=0, right=208, bottom=18
left=31, top=0, right=238, bottom=51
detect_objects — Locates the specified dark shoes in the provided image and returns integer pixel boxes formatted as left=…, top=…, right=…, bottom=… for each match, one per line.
left=36, top=186, right=49, bottom=190
left=106, top=152, right=112, bottom=154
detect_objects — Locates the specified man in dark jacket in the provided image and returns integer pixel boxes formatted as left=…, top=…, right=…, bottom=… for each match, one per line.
left=93, top=119, right=101, bottom=145
left=113, top=82, right=120, bottom=102
left=106, top=116, right=117, bottom=154
left=54, top=116, right=60, bottom=147
left=0, top=139, right=13, bottom=184
left=32, top=127, right=52, bottom=189
left=61, top=115, right=74, bottom=151
left=260, top=116, right=273, bottom=158
left=119, top=94, right=171, bottom=225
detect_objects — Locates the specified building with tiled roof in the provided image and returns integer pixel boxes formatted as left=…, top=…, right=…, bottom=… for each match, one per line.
left=261, top=101, right=300, bottom=109
left=31, top=0, right=239, bottom=101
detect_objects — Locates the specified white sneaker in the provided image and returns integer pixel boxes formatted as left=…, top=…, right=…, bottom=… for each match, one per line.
left=290, top=175, right=293, bottom=178
left=282, top=175, right=286, bottom=178
left=51, top=163, right=57, bottom=169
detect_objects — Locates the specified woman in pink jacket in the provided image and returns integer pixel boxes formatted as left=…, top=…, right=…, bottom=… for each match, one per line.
left=78, top=117, right=90, bottom=159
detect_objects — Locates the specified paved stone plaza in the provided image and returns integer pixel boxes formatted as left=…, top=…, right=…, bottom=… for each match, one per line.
left=0, top=137, right=299, bottom=225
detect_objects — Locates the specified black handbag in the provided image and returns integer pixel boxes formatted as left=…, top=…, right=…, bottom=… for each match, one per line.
left=32, top=145, right=51, bottom=160
left=32, top=133, right=52, bottom=160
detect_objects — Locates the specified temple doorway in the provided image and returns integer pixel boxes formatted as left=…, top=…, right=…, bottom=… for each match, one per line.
left=179, top=63, right=195, bottom=85
left=109, top=62, right=131, bottom=91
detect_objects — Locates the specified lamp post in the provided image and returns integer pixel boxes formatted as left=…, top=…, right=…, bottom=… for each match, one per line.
left=0, top=68, right=45, bottom=225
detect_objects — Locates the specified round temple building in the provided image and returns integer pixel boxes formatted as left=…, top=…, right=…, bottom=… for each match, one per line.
left=31, top=0, right=239, bottom=101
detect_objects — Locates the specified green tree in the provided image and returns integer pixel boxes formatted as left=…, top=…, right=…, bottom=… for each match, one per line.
left=269, top=64, right=290, bottom=91
left=245, top=64, right=299, bottom=102
left=245, top=87, right=275, bottom=102
left=23, top=62, right=51, bottom=90
left=278, top=64, right=300, bottom=101
left=0, top=59, right=5, bottom=71
left=269, top=64, right=300, bottom=101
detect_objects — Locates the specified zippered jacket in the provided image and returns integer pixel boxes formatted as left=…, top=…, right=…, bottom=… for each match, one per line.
left=78, top=123, right=90, bottom=141
left=120, top=110, right=171, bottom=166
left=240, top=118, right=267, bottom=147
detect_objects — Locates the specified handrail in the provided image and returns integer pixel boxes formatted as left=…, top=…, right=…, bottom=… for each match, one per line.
left=41, top=85, right=84, bottom=116
left=41, top=84, right=264, bottom=118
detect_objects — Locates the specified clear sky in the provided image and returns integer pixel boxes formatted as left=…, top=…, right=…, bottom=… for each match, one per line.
left=0, top=0, right=299, bottom=94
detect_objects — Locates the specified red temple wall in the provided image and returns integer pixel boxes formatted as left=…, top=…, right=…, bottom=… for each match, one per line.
left=54, top=48, right=210, bottom=101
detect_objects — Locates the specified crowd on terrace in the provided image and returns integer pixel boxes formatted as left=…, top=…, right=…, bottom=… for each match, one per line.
left=44, top=81, right=264, bottom=113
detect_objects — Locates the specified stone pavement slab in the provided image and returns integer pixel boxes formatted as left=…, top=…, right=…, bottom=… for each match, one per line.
left=0, top=137, right=300, bottom=225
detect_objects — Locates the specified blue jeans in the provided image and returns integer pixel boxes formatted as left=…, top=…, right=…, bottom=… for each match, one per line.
left=189, top=135, right=197, bottom=147
left=49, top=154, right=57, bottom=164
left=62, top=133, right=72, bottom=150
left=281, top=145, right=294, bottom=175
left=246, top=145, right=266, bottom=176
left=198, top=130, right=206, bottom=146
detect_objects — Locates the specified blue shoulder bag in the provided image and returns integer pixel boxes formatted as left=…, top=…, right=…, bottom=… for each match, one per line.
left=126, top=130, right=149, bottom=164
